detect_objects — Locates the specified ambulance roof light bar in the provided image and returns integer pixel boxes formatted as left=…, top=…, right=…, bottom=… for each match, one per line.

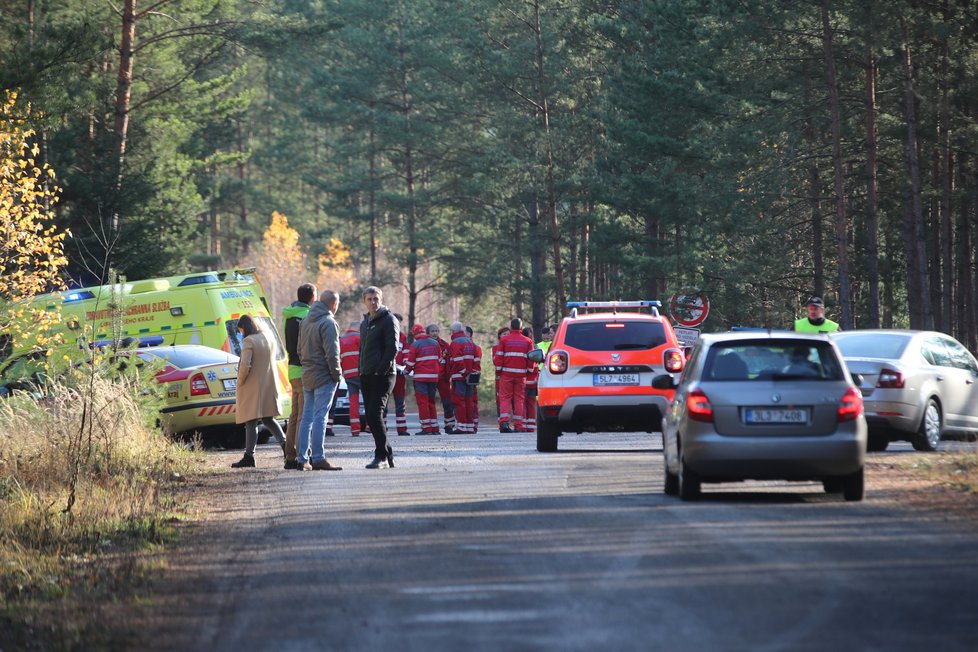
left=566, top=300, right=661, bottom=318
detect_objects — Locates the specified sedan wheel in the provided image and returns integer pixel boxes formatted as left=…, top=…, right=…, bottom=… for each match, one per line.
left=866, top=433, right=889, bottom=452
left=912, top=399, right=942, bottom=452
left=678, top=453, right=701, bottom=501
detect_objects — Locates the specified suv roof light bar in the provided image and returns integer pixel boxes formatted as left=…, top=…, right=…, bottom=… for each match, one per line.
left=566, top=300, right=661, bottom=318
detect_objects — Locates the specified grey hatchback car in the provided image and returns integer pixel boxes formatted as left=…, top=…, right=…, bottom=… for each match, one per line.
left=653, top=332, right=867, bottom=501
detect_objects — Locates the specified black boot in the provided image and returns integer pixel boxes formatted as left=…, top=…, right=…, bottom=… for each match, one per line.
left=231, top=453, right=255, bottom=468
left=386, top=445, right=395, bottom=468
left=365, top=456, right=389, bottom=469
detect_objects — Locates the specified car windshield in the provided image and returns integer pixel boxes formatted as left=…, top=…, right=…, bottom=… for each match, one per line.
left=138, top=347, right=237, bottom=369
left=563, top=321, right=668, bottom=351
left=833, top=333, right=910, bottom=359
left=705, top=341, right=845, bottom=381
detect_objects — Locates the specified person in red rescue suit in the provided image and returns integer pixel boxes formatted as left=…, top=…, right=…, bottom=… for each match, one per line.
left=521, top=326, right=539, bottom=433
left=405, top=323, right=445, bottom=434
left=493, top=318, right=535, bottom=433
left=466, top=325, right=482, bottom=432
left=390, top=313, right=410, bottom=436
left=448, top=321, right=479, bottom=433
left=492, top=326, right=510, bottom=418
left=339, top=320, right=363, bottom=436
left=426, top=323, right=458, bottom=433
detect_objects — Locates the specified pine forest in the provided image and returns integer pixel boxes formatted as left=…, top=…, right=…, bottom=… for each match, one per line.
left=3, top=0, right=978, bottom=346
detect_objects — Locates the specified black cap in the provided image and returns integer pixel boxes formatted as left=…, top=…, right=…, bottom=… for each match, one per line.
left=806, top=296, right=824, bottom=307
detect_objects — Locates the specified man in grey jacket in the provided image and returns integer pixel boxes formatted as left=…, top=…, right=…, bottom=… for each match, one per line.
left=295, top=290, right=343, bottom=471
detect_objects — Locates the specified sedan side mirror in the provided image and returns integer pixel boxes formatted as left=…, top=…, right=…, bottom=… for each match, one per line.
left=850, top=372, right=863, bottom=387
left=652, top=373, right=677, bottom=390
left=527, top=348, right=544, bottom=364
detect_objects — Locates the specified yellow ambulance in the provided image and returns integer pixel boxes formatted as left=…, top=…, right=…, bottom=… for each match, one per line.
left=3, top=267, right=291, bottom=423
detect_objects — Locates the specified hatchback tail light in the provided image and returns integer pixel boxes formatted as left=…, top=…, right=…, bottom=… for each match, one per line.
left=190, top=373, right=211, bottom=396
left=876, top=368, right=905, bottom=389
left=837, top=386, right=863, bottom=422
left=548, top=350, right=569, bottom=374
left=663, top=348, right=684, bottom=374
left=687, top=388, right=714, bottom=422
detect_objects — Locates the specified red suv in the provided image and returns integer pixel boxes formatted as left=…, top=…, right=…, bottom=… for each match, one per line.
left=532, top=301, right=685, bottom=452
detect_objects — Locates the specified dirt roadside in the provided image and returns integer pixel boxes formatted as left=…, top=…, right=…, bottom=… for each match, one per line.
left=863, top=450, right=978, bottom=524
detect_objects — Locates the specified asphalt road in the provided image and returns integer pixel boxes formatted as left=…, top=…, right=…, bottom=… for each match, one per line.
left=143, top=423, right=978, bottom=652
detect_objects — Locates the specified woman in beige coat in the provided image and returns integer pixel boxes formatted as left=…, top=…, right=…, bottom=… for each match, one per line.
left=231, top=314, right=287, bottom=468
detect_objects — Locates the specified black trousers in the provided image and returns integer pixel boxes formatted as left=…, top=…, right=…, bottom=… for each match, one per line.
left=361, top=373, right=396, bottom=458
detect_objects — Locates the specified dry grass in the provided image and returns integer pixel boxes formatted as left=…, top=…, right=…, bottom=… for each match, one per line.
left=0, top=372, right=200, bottom=650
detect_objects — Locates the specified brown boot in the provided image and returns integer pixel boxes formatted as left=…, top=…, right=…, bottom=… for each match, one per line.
left=311, top=460, right=343, bottom=471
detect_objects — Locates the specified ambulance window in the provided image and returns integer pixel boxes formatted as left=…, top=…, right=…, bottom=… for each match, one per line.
left=178, top=274, right=220, bottom=287
left=255, top=316, right=286, bottom=360
left=226, top=317, right=284, bottom=361
left=226, top=321, right=244, bottom=356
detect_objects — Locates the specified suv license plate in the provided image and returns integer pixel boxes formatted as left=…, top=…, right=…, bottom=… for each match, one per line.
left=744, top=408, right=808, bottom=424
left=223, top=379, right=237, bottom=391
left=593, top=373, right=639, bottom=386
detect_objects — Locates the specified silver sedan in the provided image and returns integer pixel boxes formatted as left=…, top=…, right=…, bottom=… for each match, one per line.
left=833, top=329, right=978, bottom=452
left=653, top=332, right=867, bottom=501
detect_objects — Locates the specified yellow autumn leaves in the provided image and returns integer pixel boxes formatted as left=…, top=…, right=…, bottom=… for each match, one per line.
left=1, top=91, right=68, bottom=355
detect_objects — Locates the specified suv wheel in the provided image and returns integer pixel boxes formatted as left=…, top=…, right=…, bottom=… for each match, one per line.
left=867, top=433, right=889, bottom=452
left=536, top=410, right=559, bottom=452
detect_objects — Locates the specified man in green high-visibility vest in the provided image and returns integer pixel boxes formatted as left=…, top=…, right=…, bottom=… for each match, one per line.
left=535, top=325, right=554, bottom=356
left=793, top=296, right=840, bottom=333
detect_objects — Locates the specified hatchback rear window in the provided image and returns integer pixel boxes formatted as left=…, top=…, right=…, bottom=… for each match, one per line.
left=705, top=341, right=845, bottom=381
left=563, top=321, right=668, bottom=351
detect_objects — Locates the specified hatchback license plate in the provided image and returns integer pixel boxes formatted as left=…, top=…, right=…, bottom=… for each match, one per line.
left=744, top=408, right=808, bottom=424
left=223, top=379, right=237, bottom=391
left=593, top=373, right=639, bottom=386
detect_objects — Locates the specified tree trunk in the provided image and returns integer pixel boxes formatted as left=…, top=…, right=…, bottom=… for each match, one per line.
left=864, top=49, right=881, bottom=328
left=803, top=74, right=824, bottom=299
left=956, top=153, right=975, bottom=350
left=528, top=198, right=546, bottom=337
left=901, top=36, right=933, bottom=329
left=821, top=1, right=853, bottom=328
left=939, top=9, right=953, bottom=334
left=111, top=0, right=137, bottom=232
left=237, top=120, right=250, bottom=257
left=644, top=214, right=659, bottom=300
left=531, top=1, right=566, bottom=311
left=368, top=103, right=378, bottom=284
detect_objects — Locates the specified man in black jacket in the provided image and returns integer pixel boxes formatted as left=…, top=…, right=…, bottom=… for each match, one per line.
left=359, top=286, right=400, bottom=469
